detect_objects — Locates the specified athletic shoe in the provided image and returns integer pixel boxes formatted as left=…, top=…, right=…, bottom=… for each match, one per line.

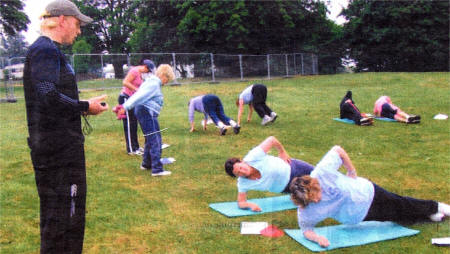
left=233, top=125, right=241, bottom=134
left=438, top=202, right=450, bottom=216
left=429, top=212, right=445, bottom=222
left=128, top=150, right=143, bottom=156
left=359, top=117, right=372, bottom=126
left=140, top=164, right=151, bottom=171
left=407, top=116, right=420, bottom=124
left=220, top=126, right=227, bottom=135
left=270, top=112, right=278, bottom=123
left=138, top=147, right=144, bottom=153
left=261, top=115, right=271, bottom=126
left=152, top=170, right=172, bottom=177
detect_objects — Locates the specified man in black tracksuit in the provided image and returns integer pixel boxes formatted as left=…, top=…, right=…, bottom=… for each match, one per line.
left=23, top=1, right=107, bottom=253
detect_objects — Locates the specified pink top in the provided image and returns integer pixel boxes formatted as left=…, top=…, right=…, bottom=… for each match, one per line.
left=373, top=96, right=398, bottom=116
left=121, top=67, right=143, bottom=96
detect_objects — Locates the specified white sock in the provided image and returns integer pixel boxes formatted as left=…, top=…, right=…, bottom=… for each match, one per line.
left=217, top=121, right=225, bottom=128
left=438, top=202, right=450, bottom=216
left=270, top=112, right=277, bottom=117
left=229, top=120, right=237, bottom=127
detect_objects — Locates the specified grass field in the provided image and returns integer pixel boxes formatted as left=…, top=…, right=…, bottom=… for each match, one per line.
left=1, top=72, right=449, bottom=254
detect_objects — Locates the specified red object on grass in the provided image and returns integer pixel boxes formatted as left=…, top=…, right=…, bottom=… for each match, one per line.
left=260, top=225, right=284, bottom=238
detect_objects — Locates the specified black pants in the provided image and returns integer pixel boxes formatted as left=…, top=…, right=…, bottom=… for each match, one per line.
left=363, top=184, right=438, bottom=224
left=118, top=94, right=140, bottom=153
left=339, top=92, right=362, bottom=124
left=251, top=84, right=273, bottom=118
left=32, top=144, right=86, bottom=254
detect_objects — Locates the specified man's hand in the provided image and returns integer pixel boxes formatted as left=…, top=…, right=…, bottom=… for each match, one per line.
left=87, top=94, right=108, bottom=115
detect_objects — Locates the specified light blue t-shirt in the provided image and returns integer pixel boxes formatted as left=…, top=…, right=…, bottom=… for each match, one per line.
left=237, top=146, right=291, bottom=193
left=297, top=146, right=375, bottom=233
left=123, top=76, right=163, bottom=115
left=239, top=85, right=253, bottom=104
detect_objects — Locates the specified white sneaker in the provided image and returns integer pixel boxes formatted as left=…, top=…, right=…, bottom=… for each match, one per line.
left=430, top=212, right=445, bottom=222
left=438, top=202, right=450, bottom=216
left=261, top=115, right=271, bottom=126
left=269, top=112, right=278, bottom=123
left=138, top=147, right=144, bottom=153
left=152, top=170, right=172, bottom=177
left=128, top=150, right=143, bottom=156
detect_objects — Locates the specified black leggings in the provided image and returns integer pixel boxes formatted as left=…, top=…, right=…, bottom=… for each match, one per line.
left=118, top=94, right=140, bottom=153
left=251, top=84, right=273, bottom=118
left=363, top=184, right=438, bottom=224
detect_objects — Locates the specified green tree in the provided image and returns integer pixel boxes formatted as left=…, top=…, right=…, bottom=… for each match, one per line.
left=0, top=33, right=29, bottom=58
left=342, top=0, right=449, bottom=72
left=72, top=39, right=92, bottom=74
left=131, top=0, right=344, bottom=74
left=74, top=0, right=143, bottom=78
left=0, top=0, right=30, bottom=36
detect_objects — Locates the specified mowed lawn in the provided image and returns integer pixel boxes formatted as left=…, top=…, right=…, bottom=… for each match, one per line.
left=1, top=72, right=449, bottom=254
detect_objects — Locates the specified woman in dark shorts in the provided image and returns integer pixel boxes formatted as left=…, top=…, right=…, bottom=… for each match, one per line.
left=374, top=96, right=420, bottom=123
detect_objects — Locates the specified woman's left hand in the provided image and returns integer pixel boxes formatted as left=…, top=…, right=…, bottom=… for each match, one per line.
left=279, top=151, right=291, bottom=164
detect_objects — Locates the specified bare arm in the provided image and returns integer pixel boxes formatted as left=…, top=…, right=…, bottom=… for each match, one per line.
left=304, top=230, right=330, bottom=247
left=247, top=104, right=253, bottom=122
left=259, top=136, right=291, bottom=164
left=333, top=146, right=357, bottom=178
left=122, top=71, right=139, bottom=92
left=237, top=192, right=261, bottom=212
left=237, top=99, right=244, bottom=125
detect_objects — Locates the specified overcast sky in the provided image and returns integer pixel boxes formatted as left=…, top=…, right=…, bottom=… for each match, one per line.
left=22, top=0, right=349, bottom=44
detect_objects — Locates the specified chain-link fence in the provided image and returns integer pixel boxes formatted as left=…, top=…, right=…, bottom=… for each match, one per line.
left=0, top=52, right=318, bottom=101
left=69, top=52, right=318, bottom=89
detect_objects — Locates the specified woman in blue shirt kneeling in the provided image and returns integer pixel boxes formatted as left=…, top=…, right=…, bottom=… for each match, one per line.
left=289, top=145, right=450, bottom=248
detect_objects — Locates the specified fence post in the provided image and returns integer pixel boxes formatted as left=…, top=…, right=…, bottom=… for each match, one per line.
left=293, top=54, right=297, bottom=75
left=301, top=53, right=304, bottom=75
left=210, top=53, right=216, bottom=83
left=100, top=54, right=104, bottom=78
left=172, top=53, right=180, bottom=85
left=239, top=54, right=243, bottom=81
left=267, top=54, right=270, bottom=80
left=127, top=54, right=131, bottom=68
left=285, top=54, right=289, bottom=77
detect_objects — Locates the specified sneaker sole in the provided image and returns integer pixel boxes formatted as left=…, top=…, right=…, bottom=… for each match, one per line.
left=270, top=115, right=278, bottom=123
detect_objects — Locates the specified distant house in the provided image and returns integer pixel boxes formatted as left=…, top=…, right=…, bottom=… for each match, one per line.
left=1, top=63, right=24, bottom=79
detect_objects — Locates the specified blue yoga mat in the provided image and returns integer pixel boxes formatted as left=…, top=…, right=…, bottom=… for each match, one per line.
left=333, top=118, right=355, bottom=124
left=284, top=221, right=420, bottom=252
left=375, top=117, right=397, bottom=122
left=209, top=195, right=296, bottom=217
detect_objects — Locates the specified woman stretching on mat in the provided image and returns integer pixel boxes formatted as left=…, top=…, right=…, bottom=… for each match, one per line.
left=373, top=95, right=420, bottom=123
left=289, top=145, right=450, bottom=248
left=188, top=94, right=240, bottom=135
left=224, top=136, right=314, bottom=212
left=339, top=91, right=373, bottom=126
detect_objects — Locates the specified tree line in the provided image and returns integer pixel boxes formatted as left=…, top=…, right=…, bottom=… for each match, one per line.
left=1, top=0, right=448, bottom=75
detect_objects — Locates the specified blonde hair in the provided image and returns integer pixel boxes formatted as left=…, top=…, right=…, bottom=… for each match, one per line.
left=156, top=64, right=175, bottom=83
left=40, top=16, right=59, bottom=31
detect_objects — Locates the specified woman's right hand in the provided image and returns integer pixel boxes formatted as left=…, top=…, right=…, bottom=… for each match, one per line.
left=249, top=203, right=262, bottom=212
left=317, top=236, right=330, bottom=247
